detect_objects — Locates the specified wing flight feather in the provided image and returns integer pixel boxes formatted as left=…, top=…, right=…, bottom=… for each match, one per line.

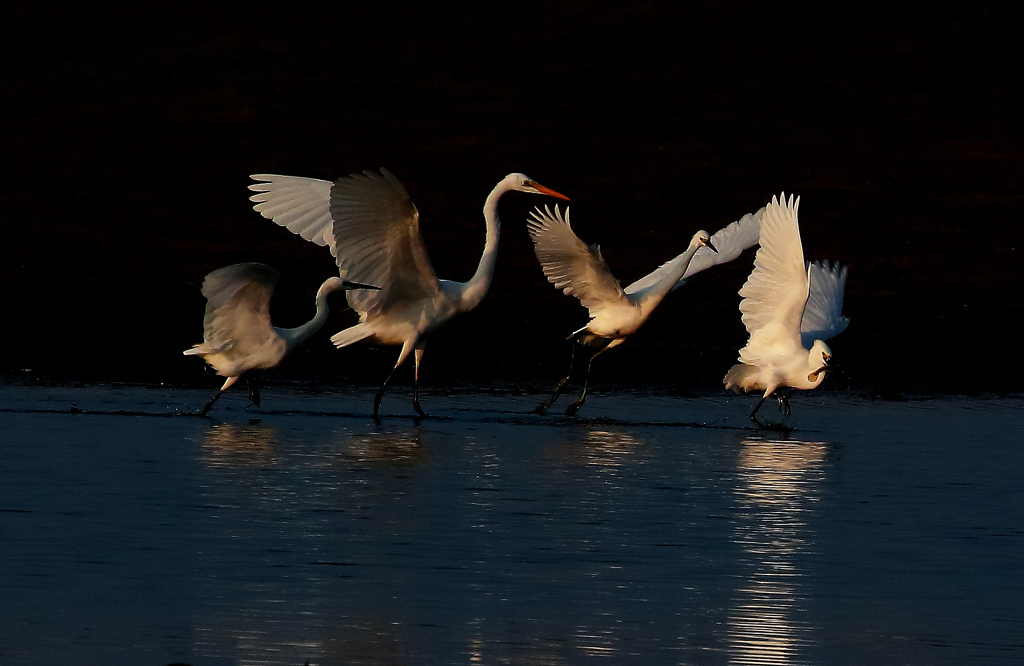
left=249, top=175, right=336, bottom=252
left=527, top=205, right=629, bottom=318
left=329, top=168, right=439, bottom=315
left=736, top=194, right=808, bottom=366
left=198, top=263, right=279, bottom=355
left=801, top=259, right=849, bottom=347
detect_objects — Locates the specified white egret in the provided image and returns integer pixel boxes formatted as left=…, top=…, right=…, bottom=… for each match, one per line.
left=183, top=262, right=379, bottom=416
left=724, top=193, right=849, bottom=427
left=248, top=168, right=569, bottom=418
left=528, top=203, right=764, bottom=415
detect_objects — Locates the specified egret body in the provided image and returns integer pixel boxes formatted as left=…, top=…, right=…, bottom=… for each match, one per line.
left=184, top=262, right=378, bottom=415
left=528, top=203, right=764, bottom=415
left=249, top=169, right=569, bottom=418
left=724, top=193, right=849, bottom=427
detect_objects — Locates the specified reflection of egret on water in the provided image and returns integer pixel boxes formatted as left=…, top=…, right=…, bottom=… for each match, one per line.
left=543, top=428, right=645, bottom=469
left=341, top=428, right=425, bottom=465
left=728, top=437, right=829, bottom=665
left=201, top=422, right=279, bottom=467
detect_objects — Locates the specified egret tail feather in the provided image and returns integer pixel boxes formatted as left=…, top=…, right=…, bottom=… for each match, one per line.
left=331, top=323, right=374, bottom=349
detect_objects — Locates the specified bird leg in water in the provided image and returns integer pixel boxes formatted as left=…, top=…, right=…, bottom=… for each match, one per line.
left=749, top=394, right=770, bottom=427
left=374, top=342, right=415, bottom=420
left=749, top=391, right=794, bottom=429
left=776, top=393, right=792, bottom=418
left=199, top=390, right=224, bottom=417
left=373, top=371, right=394, bottom=421
left=247, top=379, right=262, bottom=408
left=565, top=338, right=623, bottom=416
left=533, top=343, right=579, bottom=414
left=198, top=375, right=240, bottom=417
left=412, top=344, right=428, bottom=418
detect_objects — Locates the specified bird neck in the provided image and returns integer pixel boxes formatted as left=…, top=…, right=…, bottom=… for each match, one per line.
left=635, top=238, right=702, bottom=316
left=459, top=180, right=505, bottom=310
left=277, top=278, right=336, bottom=350
left=802, top=346, right=828, bottom=389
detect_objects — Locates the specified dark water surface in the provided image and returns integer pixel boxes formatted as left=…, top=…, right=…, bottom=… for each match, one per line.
left=1, top=385, right=1020, bottom=665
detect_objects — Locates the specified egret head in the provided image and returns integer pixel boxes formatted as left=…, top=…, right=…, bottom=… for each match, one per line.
left=693, top=230, right=718, bottom=254
left=807, top=340, right=832, bottom=382
left=507, top=173, right=570, bottom=200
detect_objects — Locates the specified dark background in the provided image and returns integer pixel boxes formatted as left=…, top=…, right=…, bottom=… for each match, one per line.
left=3, top=2, right=1021, bottom=396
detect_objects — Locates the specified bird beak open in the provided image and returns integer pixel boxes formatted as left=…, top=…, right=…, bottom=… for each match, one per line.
left=343, top=280, right=382, bottom=291
left=526, top=181, right=570, bottom=201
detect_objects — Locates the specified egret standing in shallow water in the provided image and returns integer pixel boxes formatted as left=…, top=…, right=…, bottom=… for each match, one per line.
left=528, top=203, right=764, bottom=415
left=249, top=169, right=569, bottom=419
left=184, top=262, right=378, bottom=416
left=724, top=193, right=849, bottom=427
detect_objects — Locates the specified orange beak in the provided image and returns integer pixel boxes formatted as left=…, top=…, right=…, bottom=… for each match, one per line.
left=526, top=181, right=570, bottom=200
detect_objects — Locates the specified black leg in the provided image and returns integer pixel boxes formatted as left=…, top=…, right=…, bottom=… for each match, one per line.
left=565, top=352, right=596, bottom=416
left=199, top=390, right=224, bottom=417
left=373, top=371, right=394, bottom=421
left=565, top=339, right=620, bottom=416
left=534, top=342, right=578, bottom=415
left=776, top=393, right=792, bottom=418
left=247, top=379, right=261, bottom=408
left=749, top=394, right=769, bottom=427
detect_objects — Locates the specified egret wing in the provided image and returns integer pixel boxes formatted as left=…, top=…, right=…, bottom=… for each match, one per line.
left=527, top=205, right=629, bottom=318
left=624, top=205, right=764, bottom=295
left=249, top=175, right=337, bottom=253
left=801, top=259, right=849, bottom=347
left=736, top=194, right=808, bottom=365
left=199, top=263, right=279, bottom=355
left=329, top=168, right=440, bottom=316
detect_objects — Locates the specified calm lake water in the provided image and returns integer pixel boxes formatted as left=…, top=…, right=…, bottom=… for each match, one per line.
left=1, top=384, right=1021, bottom=665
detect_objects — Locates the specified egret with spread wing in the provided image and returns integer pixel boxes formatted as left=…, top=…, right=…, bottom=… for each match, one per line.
left=249, top=169, right=569, bottom=418
left=184, top=262, right=379, bottom=416
left=529, top=203, right=764, bottom=415
left=724, top=193, right=849, bottom=427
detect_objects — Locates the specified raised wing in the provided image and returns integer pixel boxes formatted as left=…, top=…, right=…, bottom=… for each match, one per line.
left=199, top=262, right=279, bottom=352
left=329, top=168, right=439, bottom=315
left=801, top=259, right=849, bottom=347
left=624, top=205, right=764, bottom=295
left=736, top=193, right=808, bottom=366
left=527, top=205, right=629, bottom=318
left=249, top=175, right=336, bottom=253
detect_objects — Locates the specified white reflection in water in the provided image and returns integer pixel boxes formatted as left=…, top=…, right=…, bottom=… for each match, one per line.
left=193, top=423, right=429, bottom=665
left=729, top=437, right=829, bottom=665
left=193, top=617, right=412, bottom=666
left=341, top=427, right=425, bottom=465
left=201, top=422, right=279, bottom=467
left=545, top=427, right=645, bottom=470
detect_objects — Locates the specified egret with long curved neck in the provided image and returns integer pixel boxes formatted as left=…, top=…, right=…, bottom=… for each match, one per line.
left=528, top=203, right=764, bottom=415
left=249, top=169, right=569, bottom=419
left=183, top=262, right=379, bottom=416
